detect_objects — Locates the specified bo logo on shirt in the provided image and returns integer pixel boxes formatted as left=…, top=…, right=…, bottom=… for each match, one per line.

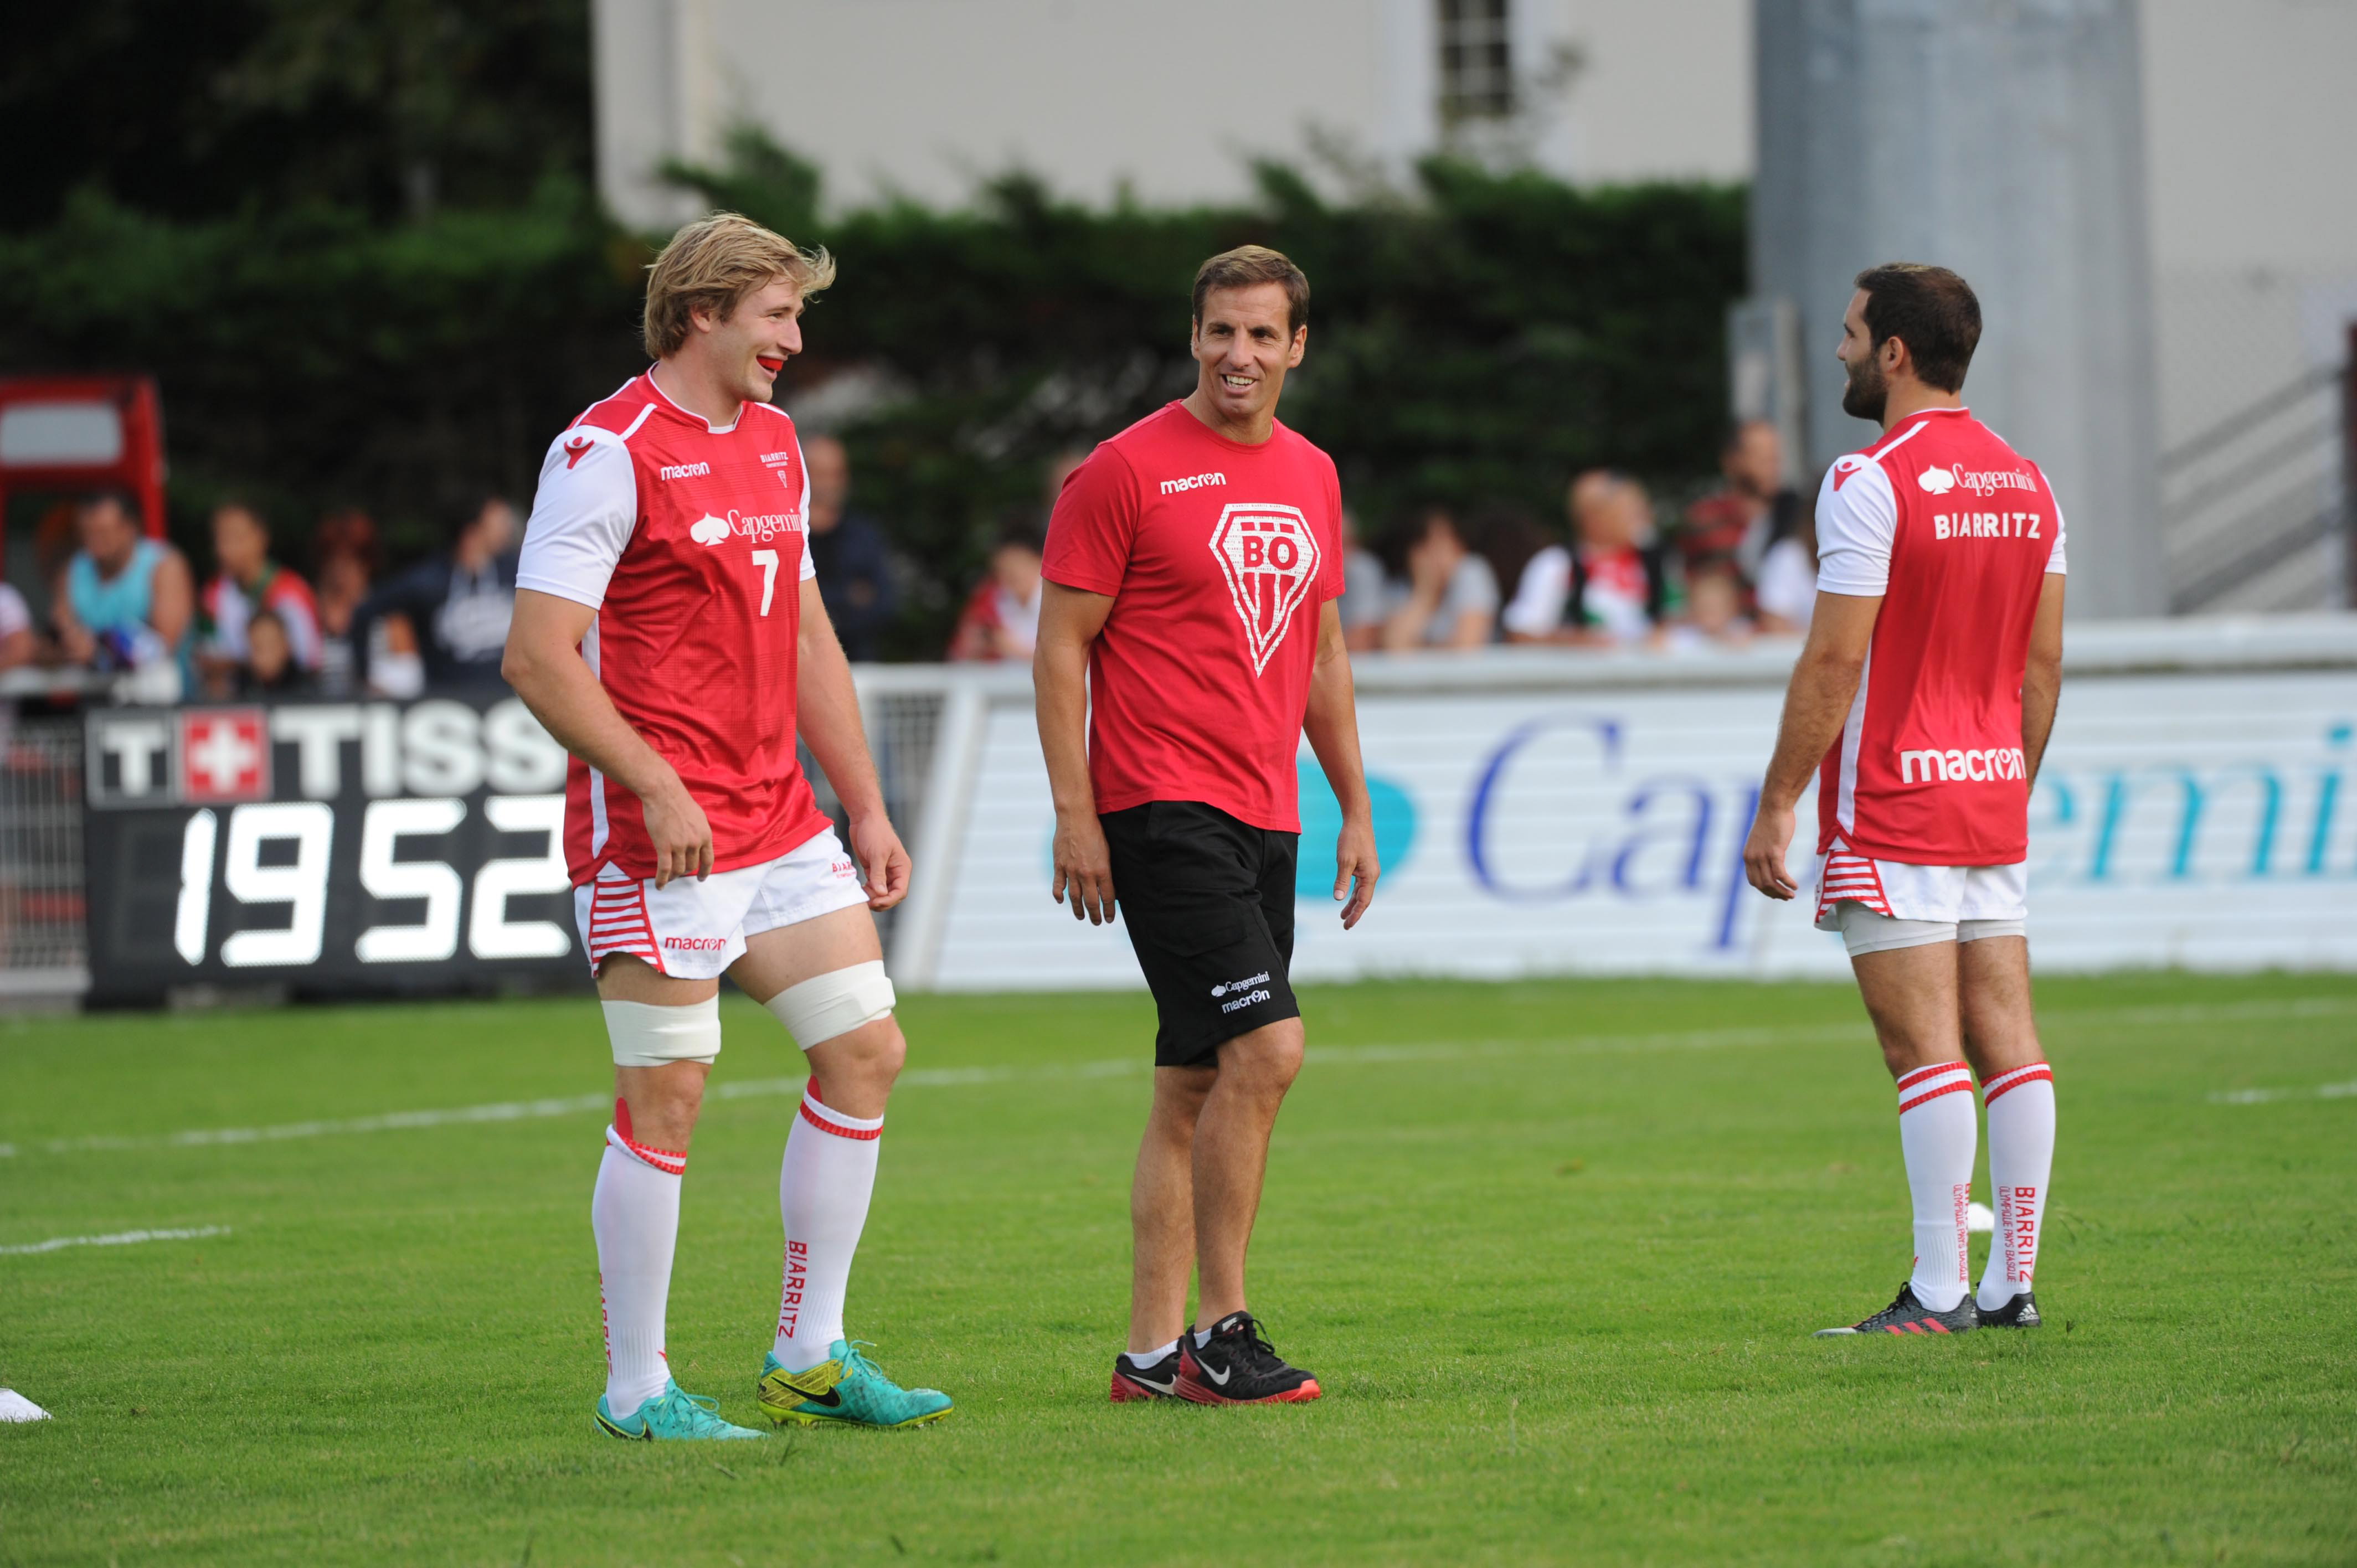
left=1209, top=503, right=1321, bottom=675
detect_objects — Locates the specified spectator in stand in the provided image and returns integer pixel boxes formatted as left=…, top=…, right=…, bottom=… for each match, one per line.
left=354, top=496, right=518, bottom=692
left=234, top=608, right=310, bottom=697
left=1680, top=419, right=1804, bottom=596
left=1337, top=507, right=1388, bottom=653
left=53, top=491, right=193, bottom=693
left=196, top=501, right=321, bottom=698
left=1043, top=445, right=1092, bottom=504
left=1502, top=472, right=1660, bottom=644
left=1660, top=554, right=1753, bottom=652
left=1479, top=503, right=1573, bottom=646
left=310, top=508, right=413, bottom=697
left=0, top=584, right=33, bottom=671
left=1381, top=505, right=1497, bottom=651
left=802, top=433, right=896, bottom=662
left=1753, top=498, right=1819, bottom=635
left=948, top=515, right=1046, bottom=662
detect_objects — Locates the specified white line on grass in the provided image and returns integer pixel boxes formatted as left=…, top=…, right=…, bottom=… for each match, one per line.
left=2208, top=1080, right=2357, bottom=1105
left=1, top=993, right=2346, bottom=1160
left=0, top=1225, right=230, bottom=1257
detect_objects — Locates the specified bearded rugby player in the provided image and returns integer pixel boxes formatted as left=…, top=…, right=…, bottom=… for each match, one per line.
left=1744, top=264, right=2066, bottom=1337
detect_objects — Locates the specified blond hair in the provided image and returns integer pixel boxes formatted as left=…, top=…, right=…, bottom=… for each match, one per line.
left=642, top=212, right=837, bottom=359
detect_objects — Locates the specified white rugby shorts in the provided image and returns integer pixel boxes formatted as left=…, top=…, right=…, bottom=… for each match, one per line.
left=1815, top=839, right=2026, bottom=956
left=574, top=826, right=869, bottom=979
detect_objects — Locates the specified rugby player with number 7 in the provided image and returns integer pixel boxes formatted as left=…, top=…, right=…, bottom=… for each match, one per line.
left=503, top=213, right=950, bottom=1440
left=1744, top=264, right=2066, bottom=1338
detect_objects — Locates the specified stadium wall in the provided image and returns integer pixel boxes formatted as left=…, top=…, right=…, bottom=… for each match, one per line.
left=879, top=616, right=2357, bottom=991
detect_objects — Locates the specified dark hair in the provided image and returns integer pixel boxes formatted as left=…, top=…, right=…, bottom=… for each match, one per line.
left=1192, top=245, right=1309, bottom=334
left=76, top=488, right=138, bottom=519
left=451, top=494, right=514, bottom=545
left=1376, top=504, right=1456, bottom=576
left=1853, top=263, right=1981, bottom=392
left=212, top=496, right=269, bottom=534
left=1469, top=502, right=1553, bottom=599
left=1721, top=418, right=1775, bottom=458
left=993, top=506, right=1046, bottom=556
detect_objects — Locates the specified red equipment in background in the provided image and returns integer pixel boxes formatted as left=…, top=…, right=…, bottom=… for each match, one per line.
left=0, top=375, right=168, bottom=539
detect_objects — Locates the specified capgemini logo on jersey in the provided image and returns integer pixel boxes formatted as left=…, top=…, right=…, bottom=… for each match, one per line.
left=689, top=515, right=731, bottom=546
left=1917, top=466, right=1958, bottom=495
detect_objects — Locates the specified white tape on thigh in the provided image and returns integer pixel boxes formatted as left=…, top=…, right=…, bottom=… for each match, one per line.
left=1837, top=905, right=1957, bottom=958
left=603, top=996, right=723, bottom=1067
left=764, top=960, right=896, bottom=1050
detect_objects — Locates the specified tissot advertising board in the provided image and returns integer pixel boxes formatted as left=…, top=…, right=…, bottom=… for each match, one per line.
left=83, top=697, right=581, bottom=1004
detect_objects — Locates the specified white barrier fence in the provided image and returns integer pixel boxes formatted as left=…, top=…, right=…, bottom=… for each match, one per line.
left=872, top=616, right=2357, bottom=991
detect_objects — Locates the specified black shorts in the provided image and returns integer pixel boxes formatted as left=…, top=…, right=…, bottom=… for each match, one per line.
left=1100, top=800, right=1300, bottom=1068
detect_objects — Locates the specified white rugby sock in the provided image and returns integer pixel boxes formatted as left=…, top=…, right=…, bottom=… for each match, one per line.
left=772, top=1082, right=882, bottom=1373
left=593, top=1100, right=687, bottom=1418
left=1894, top=1061, right=1977, bottom=1312
left=1122, top=1339, right=1180, bottom=1370
left=1977, top=1062, right=2056, bottom=1311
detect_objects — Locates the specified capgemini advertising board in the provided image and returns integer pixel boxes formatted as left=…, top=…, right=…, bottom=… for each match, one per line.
left=905, top=626, right=2357, bottom=990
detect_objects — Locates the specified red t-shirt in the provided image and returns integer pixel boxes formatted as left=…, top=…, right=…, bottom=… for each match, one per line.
left=1043, top=402, right=1346, bottom=833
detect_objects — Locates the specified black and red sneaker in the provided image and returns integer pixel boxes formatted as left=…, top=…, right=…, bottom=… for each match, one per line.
left=1814, top=1282, right=1979, bottom=1337
left=1108, top=1347, right=1183, bottom=1403
left=1175, top=1312, right=1322, bottom=1404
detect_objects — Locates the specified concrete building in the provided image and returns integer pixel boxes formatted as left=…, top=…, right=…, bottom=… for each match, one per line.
left=594, top=0, right=2356, bottom=611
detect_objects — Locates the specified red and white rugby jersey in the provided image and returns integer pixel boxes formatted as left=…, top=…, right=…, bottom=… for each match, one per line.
left=517, top=370, right=827, bottom=885
left=1813, top=406, right=2068, bottom=866
left=1043, top=402, right=1346, bottom=833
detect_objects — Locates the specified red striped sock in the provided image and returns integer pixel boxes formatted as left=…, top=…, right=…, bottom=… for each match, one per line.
left=1978, top=1062, right=2056, bottom=1311
left=1894, top=1061, right=1976, bottom=1312
left=594, top=1100, right=686, bottom=1417
left=773, top=1081, right=883, bottom=1373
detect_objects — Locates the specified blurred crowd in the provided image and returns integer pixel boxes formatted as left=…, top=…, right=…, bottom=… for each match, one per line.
left=3, top=419, right=1819, bottom=697
left=1336, top=418, right=1818, bottom=660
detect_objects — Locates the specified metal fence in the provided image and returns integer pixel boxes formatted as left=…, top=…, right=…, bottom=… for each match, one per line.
left=0, top=716, right=86, bottom=992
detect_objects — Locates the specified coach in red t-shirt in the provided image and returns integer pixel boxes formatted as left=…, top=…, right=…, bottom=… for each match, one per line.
left=1036, top=245, right=1380, bottom=1407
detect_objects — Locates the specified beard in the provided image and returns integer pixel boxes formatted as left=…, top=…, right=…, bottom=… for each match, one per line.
left=1840, top=354, right=1887, bottom=422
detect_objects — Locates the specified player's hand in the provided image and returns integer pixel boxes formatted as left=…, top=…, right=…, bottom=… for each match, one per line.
left=640, top=776, right=714, bottom=889
left=848, top=810, right=912, bottom=911
left=1334, top=815, right=1380, bottom=930
left=1743, top=801, right=1799, bottom=901
left=1051, top=810, right=1117, bottom=926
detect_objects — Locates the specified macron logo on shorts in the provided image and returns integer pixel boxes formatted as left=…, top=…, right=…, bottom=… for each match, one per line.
left=662, top=935, right=730, bottom=951
left=1899, top=746, right=2029, bottom=785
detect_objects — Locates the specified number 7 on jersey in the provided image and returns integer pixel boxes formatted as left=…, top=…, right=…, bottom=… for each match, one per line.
left=752, top=548, right=779, bottom=615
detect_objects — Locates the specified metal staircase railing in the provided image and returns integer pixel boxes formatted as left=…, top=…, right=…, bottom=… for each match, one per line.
left=2159, top=357, right=2348, bottom=613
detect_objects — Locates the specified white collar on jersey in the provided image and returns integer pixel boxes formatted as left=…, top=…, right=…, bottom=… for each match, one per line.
left=645, top=364, right=744, bottom=434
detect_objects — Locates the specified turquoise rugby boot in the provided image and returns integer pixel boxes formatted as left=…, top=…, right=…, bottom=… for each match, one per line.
left=756, top=1341, right=953, bottom=1430
left=595, top=1379, right=767, bottom=1441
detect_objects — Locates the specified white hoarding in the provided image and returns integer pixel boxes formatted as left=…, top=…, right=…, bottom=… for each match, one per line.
left=887, top=621, right=2357, bottom=990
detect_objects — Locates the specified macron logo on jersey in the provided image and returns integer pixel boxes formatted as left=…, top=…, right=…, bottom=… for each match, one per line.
left=1831, top=456, right=1869, bottom=491
left=562, top=435, right=595, bottom=470
left=1160, top=471, right=1226, bottom=496
left=1900, top=746, right=2029, bottom=785
left=659, top=461, right=711, bottom=482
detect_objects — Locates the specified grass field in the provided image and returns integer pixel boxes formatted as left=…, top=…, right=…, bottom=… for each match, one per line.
left=2, top=971, right=2353, bottom=1566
